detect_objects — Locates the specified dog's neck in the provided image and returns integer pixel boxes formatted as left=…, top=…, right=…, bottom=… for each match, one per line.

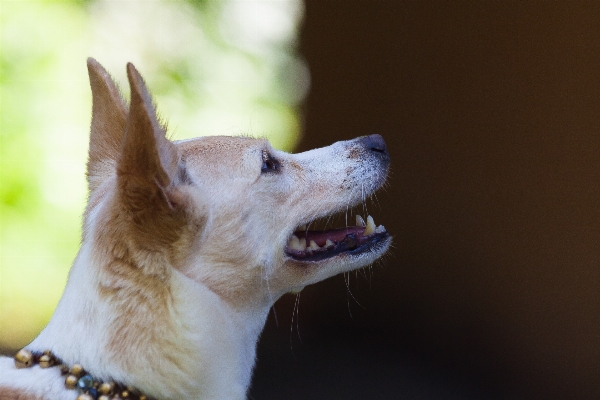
left=28, top=239, right=271, bottom=399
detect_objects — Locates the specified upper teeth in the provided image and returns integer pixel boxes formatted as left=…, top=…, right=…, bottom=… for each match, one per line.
left=356, top=215, right=366, bottom=227
left=356, top=214, right=384, bottom=236
left=364, top=215, right=376, bottom=236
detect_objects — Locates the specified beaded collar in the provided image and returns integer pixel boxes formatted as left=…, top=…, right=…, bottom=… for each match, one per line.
left=14, top=348, right=153, bottom=400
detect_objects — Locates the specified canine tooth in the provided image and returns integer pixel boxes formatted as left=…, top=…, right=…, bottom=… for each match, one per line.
left=364, top=215, right=376, bottom=236
left=355, top=215, right=366, bottom=227
left=325, top=239, right=335, bottom=248
left=309, top=240, right=320, bottom=250
left=375, top=225, right=386, bottom=234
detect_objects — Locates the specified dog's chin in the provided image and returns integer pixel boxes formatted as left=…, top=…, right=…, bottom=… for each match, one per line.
left=283, top=214, right=391, bottom=267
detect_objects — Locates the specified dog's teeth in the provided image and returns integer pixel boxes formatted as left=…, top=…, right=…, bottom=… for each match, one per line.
left=375, top=225, right=386, bottom=234
left=289, top=236, right=307, bottom=251
left=355, top=215, right=366, bottom=227
left=364, top=215, right=376, bottom=236
left=299, top=238, right=307, bottom=250
left=288, top=235, right=302, bottom=251
left=309, top=240, right=320, bottom=250
left=298, top=224, right=307, bottom=231
left=325, top=239, right=335, bottom=248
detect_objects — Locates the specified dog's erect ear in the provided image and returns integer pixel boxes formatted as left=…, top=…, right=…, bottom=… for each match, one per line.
left=117, top=63, right=184, bottom=242
left=87, top=58, right=128, bottom=192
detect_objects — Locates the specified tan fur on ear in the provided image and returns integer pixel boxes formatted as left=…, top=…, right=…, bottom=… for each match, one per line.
left=87, top=58, right=128, bottom=192
left=117, top=63, right=184, bottom=244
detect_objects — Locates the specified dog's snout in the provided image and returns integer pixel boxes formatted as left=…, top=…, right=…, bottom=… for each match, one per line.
left=361, top=134, right=389, bottom=157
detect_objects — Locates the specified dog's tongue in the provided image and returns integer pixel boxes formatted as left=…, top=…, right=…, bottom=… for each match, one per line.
left=294, top=227, right=365, bottom=247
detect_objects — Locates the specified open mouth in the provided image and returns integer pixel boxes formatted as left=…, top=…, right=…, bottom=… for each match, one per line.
left=285, top=215, right=389, bottom=262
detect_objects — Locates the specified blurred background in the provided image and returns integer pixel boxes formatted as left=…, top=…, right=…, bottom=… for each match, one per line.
left=1, top=0, right=306, bottom=348
left=1, top=1, right=599, bottom=399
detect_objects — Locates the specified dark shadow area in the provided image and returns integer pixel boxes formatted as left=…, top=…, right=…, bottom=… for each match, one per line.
left=251, top=1, right=600, bottom=399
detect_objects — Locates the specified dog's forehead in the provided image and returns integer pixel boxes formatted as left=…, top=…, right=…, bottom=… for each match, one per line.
left=176, top=136, right=268, bottom=161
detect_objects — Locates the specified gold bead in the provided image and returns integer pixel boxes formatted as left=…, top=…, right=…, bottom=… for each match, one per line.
left=121, top=390, right=130, bottom=398
left=69, top=363, right=85, bottom=378
left=65, top=374, right=78, bottom=389
left=14, top=349, right=33, bottom=369
left=139, top=395, right=147, bottom=400
left=98, top=382, right=115, bottom=395
left=39, top=354, right=53, bottom=368
left=76, top=394, right=94, bottom=400
left=98, top=396, right=111, bottom=400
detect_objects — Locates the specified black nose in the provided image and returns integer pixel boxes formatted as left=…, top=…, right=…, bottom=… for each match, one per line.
left=361, top=134, right=389, bottom=156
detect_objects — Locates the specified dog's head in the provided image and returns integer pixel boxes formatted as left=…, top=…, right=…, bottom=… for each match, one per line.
left=85, top=59, right=391, bottom=310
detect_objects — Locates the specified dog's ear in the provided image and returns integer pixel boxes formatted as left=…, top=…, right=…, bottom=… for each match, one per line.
left=87, top=58, right=128, bottom=192
left=116, top=63, right=185, bottom=243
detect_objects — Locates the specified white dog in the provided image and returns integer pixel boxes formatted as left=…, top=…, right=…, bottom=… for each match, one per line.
left=0, top=59, right=391, bottom=400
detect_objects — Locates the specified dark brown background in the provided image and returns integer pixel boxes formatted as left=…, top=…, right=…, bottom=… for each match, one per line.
left=251, top=2, right=600, bottom=399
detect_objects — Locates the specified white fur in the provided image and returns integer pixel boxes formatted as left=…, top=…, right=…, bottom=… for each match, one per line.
left=0, top=61, right=390, bottom=400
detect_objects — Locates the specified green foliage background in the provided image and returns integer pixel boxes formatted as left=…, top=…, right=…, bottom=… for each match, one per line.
left=0, top=0, right=306, bottom=349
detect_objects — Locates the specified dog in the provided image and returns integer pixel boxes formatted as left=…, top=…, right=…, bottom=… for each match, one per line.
left=0, top=59, right=391, bottom=400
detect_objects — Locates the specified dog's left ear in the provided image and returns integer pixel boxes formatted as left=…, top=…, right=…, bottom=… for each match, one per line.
left=116, top=63, right=185, bottom=243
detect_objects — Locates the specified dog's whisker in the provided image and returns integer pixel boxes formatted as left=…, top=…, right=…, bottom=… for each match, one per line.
left=289, top=292, right=303, bottom=353
left=344, top=273, right=354, bottom=319
left=295, top=293, right=302, bottom=344
left=343, top=271, right=365, bottom=311
left=371, top=191, right=382, bottom=210
left=345, top=205, right=349, bottom=229
left=271, top=303, right=279, bottom=328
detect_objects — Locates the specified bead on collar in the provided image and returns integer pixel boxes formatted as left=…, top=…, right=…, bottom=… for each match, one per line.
left=14, top=348, right=153, bottom=400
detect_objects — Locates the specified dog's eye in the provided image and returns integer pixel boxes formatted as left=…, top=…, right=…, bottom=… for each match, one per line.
left=261, top=151, right=280, bottom=173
